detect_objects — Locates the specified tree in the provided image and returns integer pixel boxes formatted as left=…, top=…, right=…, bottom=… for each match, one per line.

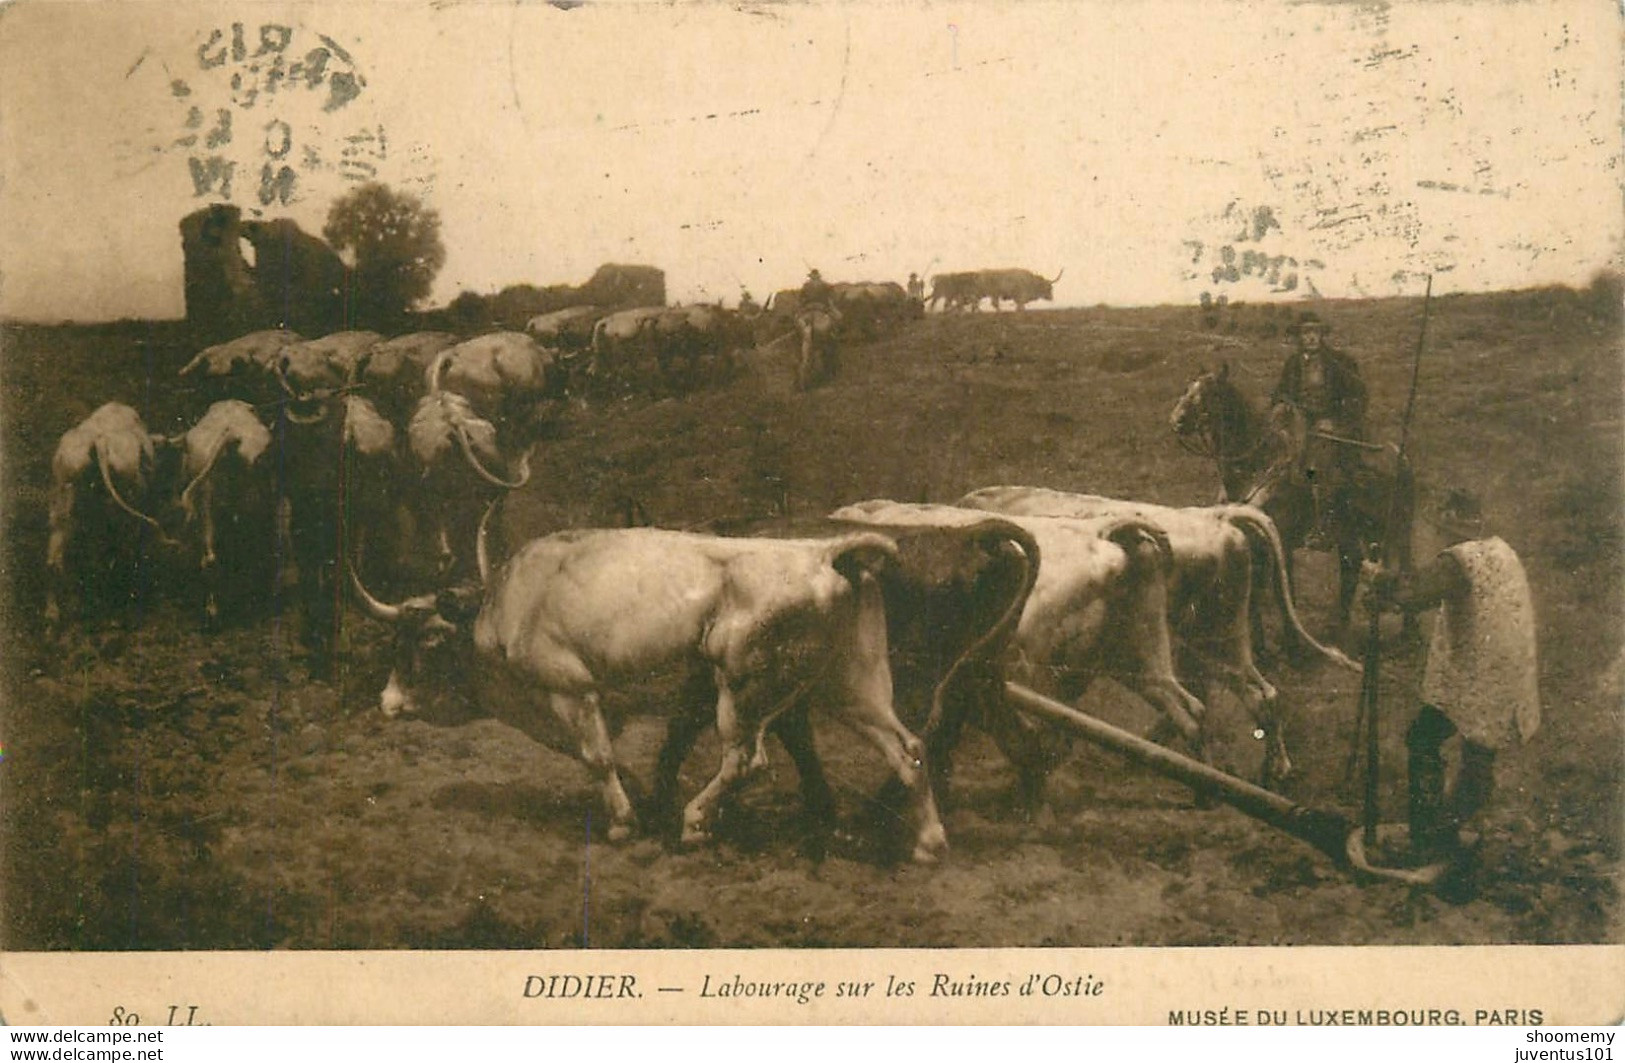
left=323, top=182, right=446, bottom=328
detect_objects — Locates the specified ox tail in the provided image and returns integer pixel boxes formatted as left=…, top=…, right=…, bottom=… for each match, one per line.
left=95, top=440, right=178, bottom=548
left=923, top=519, right=1042, bottom=738
left=177, top=432, right=235, bottom=524
left=828, top=531, right=899, bottom=586
left=452, top=419, right=532, bottom=490
left=1225, top=505, right=1362, bottom=673
left=1100, top=516, right=1173, bottom=571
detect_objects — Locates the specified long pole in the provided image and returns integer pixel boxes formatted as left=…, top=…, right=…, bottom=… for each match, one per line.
left=1359, top=274, right=1433, bottom=847
left=1004, top=683, right=1356, bottom=864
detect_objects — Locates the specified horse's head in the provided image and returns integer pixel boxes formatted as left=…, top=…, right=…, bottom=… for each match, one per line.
left=1170, top=364, right=1229, bottom=441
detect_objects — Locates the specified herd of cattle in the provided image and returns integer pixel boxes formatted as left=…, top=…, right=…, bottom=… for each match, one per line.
left=41, top=305, right=1366, bottom=865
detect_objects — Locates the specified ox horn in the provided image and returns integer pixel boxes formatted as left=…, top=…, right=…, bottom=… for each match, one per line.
left=453, top=421, right=532, bottom=490
left=1048, top=268, right=1065, bottom=285
left=347, top=559, right=403, bottom=622
left=475, top=496, right=500, bottom=585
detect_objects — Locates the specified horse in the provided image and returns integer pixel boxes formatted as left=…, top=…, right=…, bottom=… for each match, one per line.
left=795, top=308, right=840, bottom=390
left=1169, top=363, right=1417, bottom=644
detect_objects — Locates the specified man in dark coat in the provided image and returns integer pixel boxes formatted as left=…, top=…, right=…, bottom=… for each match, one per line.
left=1270, top=311, right=1368, bottom=546
left=800, top=269, right=835, bottom=313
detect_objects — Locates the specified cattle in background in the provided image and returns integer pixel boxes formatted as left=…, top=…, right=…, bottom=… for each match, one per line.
left=647, top=304, right=755, bottom=389
left=525, top=305, right=603, bottom=355
left=977, top=268, right=1063, bottom=311
left=45, top=403, right=178, bottom=634
left=958, top=486, right=1360, bottom=786
left=178, top=329, right=305, bottom=408
left=589, top=306, right=668, bottom=391
left=428, top=331, right=564, bottom=452
left=927, top=272, right=978, bottom=313
left=174, top=400, right=276, bottom=629
left=654, top=515, right=1042, bottom=847
left=277, top=331, right=384, bottom=405
left=349, top=527, right=949, bottom=861
left=830, top=500, right=1208, bottom=799
left=931, top=269, right=1064, bottom=312
left=354, top=331, right=461, bottom=429
left=831, top=281, right=916, bottom=338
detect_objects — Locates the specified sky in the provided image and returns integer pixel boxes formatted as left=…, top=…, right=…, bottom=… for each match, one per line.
left=0, top=0, right=1621, bottom=321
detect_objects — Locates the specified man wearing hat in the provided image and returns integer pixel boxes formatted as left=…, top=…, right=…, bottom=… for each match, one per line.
left=800, top=269, right=835, bottom=314
left=1270, top=311, right=1368, bottom=547
left=1369, top=489, right=1541, bottom=862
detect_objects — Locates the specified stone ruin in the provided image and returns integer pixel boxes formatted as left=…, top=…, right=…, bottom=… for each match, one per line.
left=180, top=204, right=349, bottom=340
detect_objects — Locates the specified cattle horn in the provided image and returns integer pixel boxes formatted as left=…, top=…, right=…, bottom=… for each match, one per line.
left=1048, top=268, right=1065, bottom=286
left=475, top=496, right=499, bottom=585
left=453, top=421, right=532, bottom=490
left=347, top=559, right=404, bottom=622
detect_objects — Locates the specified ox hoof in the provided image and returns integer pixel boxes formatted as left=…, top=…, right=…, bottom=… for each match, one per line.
left=910, top=826, right=949, bottom=865
left=910, top=840, right=948, bottom=865
left=607, top=822, right=634, bottom=844
left=678, top=824, right=712, bottom=849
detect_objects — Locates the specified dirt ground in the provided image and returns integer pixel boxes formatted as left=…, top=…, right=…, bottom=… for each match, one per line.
left=3, top=287, right=1620, bottom=950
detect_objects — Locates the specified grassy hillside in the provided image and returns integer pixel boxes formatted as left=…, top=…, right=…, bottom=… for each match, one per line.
left=2, top=287, right=1619, bottom=949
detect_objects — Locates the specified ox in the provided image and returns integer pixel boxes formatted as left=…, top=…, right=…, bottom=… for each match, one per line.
left=958, top=485, right=1361, bottom=785
left=927, top=272, right=978, bottom=313
left=404, top=389, right=531, bottom=585
left=349, top=527, right=949, bottom=861
left=831, top=281, right=914, bottom=338
left=177, top=328, right=304, bottom=407
left=654, top=515, right=1042, bottom=845
left=45, top=403, right=177, bottom=633
left=174, top=400, right=277, bottom=628
left=355, top=331, right=460, bottom=429
left=647, top=304, right=755, bottom=390
left=427, top=331, right=564, bottom=450
left=525, top=305, right=603, bottom=353
left=525, top=306, right=603, bottom=393
left=971, top=268, right=1063, bottom=311
left=830, top=500, right=1208, bottom=801
left=589, top=306, right=668, bottom=392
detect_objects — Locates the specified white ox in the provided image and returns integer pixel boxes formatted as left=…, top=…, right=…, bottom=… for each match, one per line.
left=404, top=390, right=531, bottom=582
left=829, top=500, right=1207, bottom=761
left=45, top=403, right=176, bottom=632
left=957, top=486, right=1361, bottom=784
left=176, top=400, right=276, bottom=627
left=350, top=527, right=948, bottom=862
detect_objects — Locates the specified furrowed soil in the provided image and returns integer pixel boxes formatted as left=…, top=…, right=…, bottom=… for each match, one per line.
left=3, top=290, right=1620, bottom=950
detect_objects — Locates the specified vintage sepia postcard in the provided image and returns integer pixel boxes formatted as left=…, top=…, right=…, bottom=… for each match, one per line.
left=1, top=0, right=1621, bottom=1026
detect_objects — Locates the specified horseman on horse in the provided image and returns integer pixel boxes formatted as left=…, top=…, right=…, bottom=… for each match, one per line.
left=1170, top=317, right=1416, bottom=640
left=1269, top=311, right=1370, bottom=549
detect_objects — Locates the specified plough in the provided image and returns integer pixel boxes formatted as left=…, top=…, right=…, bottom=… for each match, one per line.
left=1003, top=682, right=1457, bottom=887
